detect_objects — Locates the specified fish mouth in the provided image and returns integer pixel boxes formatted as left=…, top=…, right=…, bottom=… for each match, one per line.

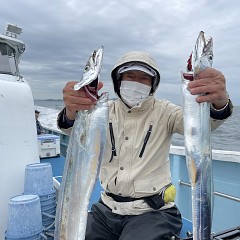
left=83, top=78, right=99, bottom=101
left=182, top=72, right=193, bottom=81
left=74, top=46, right=104, bottom=101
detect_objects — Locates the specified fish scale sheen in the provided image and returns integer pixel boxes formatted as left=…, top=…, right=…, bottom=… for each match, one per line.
left=182, top=31, right=213, bottom=240
left=54, top=47, right=109, bottom=240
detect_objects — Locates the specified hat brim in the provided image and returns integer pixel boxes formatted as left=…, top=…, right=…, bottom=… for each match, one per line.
left=118, top=64, right=155, bottom=77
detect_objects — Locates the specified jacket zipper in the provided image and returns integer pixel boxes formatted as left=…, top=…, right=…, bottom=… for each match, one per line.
left=109, top=122, right=116, bottom=162
left=139, top=124, right=153, bottom=158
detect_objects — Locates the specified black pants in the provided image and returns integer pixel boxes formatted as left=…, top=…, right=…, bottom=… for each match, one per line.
left=85, top=200, right=182, bottom=240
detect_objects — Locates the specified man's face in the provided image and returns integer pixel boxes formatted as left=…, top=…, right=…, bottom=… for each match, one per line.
left=121, top=70, right=152, bottom=86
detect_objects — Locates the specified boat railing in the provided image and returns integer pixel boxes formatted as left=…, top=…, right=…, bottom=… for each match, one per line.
left=169, top=145, right=240, bottom=232
left=169, top=145, right=240, bottom=203
left=179, top=180, right=240, bottom=203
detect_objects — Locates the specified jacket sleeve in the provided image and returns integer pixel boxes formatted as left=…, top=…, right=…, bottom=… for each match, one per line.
left=164, top=102, right=184, bottom=135
left=210, top=99, right=233, bottom=120
left=57, top=108, right=74, bottom=135
left=166, top=99, right=233, bottom=135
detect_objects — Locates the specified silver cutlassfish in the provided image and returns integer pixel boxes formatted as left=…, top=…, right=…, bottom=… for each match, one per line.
left=54, top=46, right=109, bottom=240
left=182, top=31, right=213, bottom=240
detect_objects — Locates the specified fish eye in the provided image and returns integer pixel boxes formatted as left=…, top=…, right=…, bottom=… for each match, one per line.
left=85, top=64, right=90, bottom=71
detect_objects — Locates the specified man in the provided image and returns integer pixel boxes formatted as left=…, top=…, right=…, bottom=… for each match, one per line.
left=58, top=51, right=233, bottom=239
left=35, top=110, right=44, bottom=135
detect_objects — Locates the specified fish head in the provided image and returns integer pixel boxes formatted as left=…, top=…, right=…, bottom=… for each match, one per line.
left=182, top=31, right=213, bottom=82
left=74, top=46, right=104, bottom=101
left=191, top=31, right=213, bottom=76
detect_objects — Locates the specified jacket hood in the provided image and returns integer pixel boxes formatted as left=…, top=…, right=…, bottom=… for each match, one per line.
left=111, top=51, right=161, bottom=98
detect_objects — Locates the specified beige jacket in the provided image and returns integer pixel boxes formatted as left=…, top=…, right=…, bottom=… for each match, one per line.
left=59, top=96, right=225, bottom=215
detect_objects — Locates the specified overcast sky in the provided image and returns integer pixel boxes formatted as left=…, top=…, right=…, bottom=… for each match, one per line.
left=1, top=0, right=240, bottom=105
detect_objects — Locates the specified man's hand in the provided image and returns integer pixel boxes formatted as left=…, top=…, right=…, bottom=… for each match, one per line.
left=188, top=68, right=229, bottom=109
left=63, top=81, right=104, bottom=120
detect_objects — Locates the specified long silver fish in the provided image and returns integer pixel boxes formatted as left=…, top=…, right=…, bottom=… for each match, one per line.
left=182, top=31, right=213, bottom=240
left=54, top=46, right=109, bottom=240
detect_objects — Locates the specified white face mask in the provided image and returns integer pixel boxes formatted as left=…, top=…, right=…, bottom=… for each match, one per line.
left=120, top=81, right=151, bottom=107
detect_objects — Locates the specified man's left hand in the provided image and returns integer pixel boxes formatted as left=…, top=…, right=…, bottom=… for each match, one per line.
left=188, top=68, right=229, bottom=109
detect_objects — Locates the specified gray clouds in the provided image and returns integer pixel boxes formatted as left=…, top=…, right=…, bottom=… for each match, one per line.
left=1, top=0, right=240, bottom=104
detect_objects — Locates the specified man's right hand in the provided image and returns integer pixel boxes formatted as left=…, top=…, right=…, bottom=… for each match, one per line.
left=63, top=81, right=104, bottom=120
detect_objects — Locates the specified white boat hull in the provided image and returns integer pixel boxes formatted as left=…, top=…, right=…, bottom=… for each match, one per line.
left=0, top=75, right=40, bottom=239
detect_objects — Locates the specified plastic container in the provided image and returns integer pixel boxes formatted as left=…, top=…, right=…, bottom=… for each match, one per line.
left=23, top=163, right=57, bottom=240
left=5, top=234, right=41, bottom=239
left=5, top=195, right=43, bottom=239
left=24, top=163, right=55, bottom=196
left=40, top=195, right=56, bottom=206
left=42, top=217, right=55, bottom=227
left=41, top=204, right=56, bottom=213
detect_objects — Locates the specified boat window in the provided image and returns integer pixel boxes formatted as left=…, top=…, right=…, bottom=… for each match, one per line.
left=0, top=43, right=17, bottom=75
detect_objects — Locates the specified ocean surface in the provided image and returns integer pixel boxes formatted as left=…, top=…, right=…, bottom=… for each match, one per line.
left=35, top=99, right=240, bottom=152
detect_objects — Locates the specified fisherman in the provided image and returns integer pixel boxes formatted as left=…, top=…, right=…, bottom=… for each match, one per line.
left=35, top=110, right=44, bottom=135
left=57, top=51, right=233, bottom=239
